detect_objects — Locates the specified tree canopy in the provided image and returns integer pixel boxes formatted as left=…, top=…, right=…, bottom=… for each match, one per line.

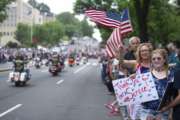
left=28, top=0, right=52, bottom=15
left=0, top=0, right=15, bottom=22
left=74, top=0, right=180, bottom=46
left=56, top=12, right=93, bottom=38
left=15, top=12, right=93, bottom=47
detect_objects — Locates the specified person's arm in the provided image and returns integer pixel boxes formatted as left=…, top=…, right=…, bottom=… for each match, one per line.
left=117, top=48, right=137, bottom=69
left=108, top=65, right=114, bottom=80
left=123, top=60, right=137, bottom=68
left=160, top=90, right=180, bottom=112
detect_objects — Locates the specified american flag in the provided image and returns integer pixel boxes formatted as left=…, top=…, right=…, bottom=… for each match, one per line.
left=85, top=8, right=132, bottom=57
left=108, top=9, right=133, bottom=57
left=85, top=9, right=122, bottom=28
left=119, top=9, right=133, bottom=35
left=105, top=28, right=122, bottom=58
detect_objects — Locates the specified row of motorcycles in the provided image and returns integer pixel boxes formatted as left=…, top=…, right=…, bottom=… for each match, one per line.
left=34, top=57, right=65, bottom=76
left=8, top=57, right=65, bottom=87
left=68, top=56, right=88, bottom=67
left=8, top=56, right=88, bottom=87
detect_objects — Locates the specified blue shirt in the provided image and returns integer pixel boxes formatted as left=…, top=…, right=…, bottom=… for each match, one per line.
left=140, top=66, right=150, bottom=73
left=142, top=69, right=174, bottom=110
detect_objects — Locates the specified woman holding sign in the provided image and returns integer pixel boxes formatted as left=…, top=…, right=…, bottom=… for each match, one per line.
left=140, top=49, right=174, bottom=120
left=118, top=43, right=153, bottom=119
left=119, top=43, right=152, bottom=74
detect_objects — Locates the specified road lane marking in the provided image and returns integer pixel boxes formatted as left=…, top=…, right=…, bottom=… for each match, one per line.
left=0, top=104, right=22, bottom=118
left=56, top=79, right=64, bottom=85
left=74, top=64, right=89, bottom=74
left=92, top=63, right=98, bottom=66
left=41, top=69, right=48, bottom=72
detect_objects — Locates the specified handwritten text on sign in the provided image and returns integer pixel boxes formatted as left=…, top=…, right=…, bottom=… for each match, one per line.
left=112, top=72, right=159, bottom=106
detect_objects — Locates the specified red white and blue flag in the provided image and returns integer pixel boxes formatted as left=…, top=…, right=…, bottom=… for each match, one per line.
left=85, top=9, right=122, bottom=28
left=85, top=8, right=133, bottom=58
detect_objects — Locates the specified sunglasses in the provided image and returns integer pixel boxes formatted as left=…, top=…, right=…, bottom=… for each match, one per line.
left=152, top=57, right=162, bottom=61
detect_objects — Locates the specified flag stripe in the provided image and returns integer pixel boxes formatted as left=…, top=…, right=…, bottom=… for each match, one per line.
left=85, top=10, right=121, bottom=28
left=106, top=44, right=116, bottom=57
left=85, top=8, right=133, bottom=58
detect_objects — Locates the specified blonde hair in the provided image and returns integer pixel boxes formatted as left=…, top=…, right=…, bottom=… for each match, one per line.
left=151, top=49, right=168, bottom=69
left=136, top=43, right=153, bottom=63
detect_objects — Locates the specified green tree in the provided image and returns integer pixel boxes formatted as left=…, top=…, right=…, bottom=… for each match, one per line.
left=5, top=41, right=19, bottom=48
left=38, top=21, right=65, bottom=46
left=74, top=0, right=180, bottom=45
left=16, top=22, right=65, bottom=47
left=177, top=0, right=180, bottom=5
left=73, top=0, right=127, bottom=42
left=80, top=18, right=93, bottom=37
left=56, top=12, right=81, bottom=38
left=28, top=0, right=37, bottom=8
left=15, top=23, right=31, bottom=46
left=74, top=0, right=151, bottom=42
left=56, top=12, right=94, bottom=38
left=28, top=0, right=51, bottom=14
left=37, top=3, right=51, bottom=14
left=0, top=0, right=15, bottom=22
left=57, top=12, right=79, bottom=25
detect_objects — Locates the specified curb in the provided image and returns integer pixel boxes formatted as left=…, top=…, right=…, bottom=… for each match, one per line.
left=0, top=68, right=12, bottom=72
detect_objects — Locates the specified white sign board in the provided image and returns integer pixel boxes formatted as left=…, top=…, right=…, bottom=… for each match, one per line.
left=112, top=72, right=159, bottom=106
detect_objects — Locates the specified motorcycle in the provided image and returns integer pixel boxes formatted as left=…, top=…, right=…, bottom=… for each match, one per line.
left=68, top=58, right=75, bottom=67
left=8, top=71, right=30, bottom=86
left=76, top=57, right=81, bottom=65
left=34, top=58, right=41, bottom=69
left=42, top=59, right=49, bottom=67
left=82, top=57, right=88, bottom=64
left=49, top=65, right=59, bottom=76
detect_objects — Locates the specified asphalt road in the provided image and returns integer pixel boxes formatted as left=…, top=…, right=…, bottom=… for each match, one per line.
left=0, top=60, right=123, bottom=120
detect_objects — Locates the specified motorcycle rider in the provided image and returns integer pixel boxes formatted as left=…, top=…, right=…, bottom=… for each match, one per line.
left=34, top=53, right=42, bottom=68
left=49, top=52, right=61, bottom=71
left=59, top=54, right=65, bottom=69
left=13, top=52, right=30, bottom=80
left=13, top=52, right=24, bottom=72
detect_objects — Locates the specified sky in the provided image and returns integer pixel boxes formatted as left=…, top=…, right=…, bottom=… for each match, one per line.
left=24, top=0, right=74, bottom=14
left=23, top=0, right=102, bottom=41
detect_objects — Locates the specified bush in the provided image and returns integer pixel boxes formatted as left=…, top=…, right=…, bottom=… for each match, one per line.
left=5, top=41, right=20, bottom=48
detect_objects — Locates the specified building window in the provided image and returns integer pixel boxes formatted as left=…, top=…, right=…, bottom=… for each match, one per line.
left=3, top=32, right=6, bottom=36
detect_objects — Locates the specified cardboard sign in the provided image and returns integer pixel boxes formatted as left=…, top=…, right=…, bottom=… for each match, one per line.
left=112, top=72, right=159, bottom=106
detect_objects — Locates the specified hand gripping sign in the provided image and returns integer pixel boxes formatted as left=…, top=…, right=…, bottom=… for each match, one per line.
left=112, top=72, right=159, bottom=106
